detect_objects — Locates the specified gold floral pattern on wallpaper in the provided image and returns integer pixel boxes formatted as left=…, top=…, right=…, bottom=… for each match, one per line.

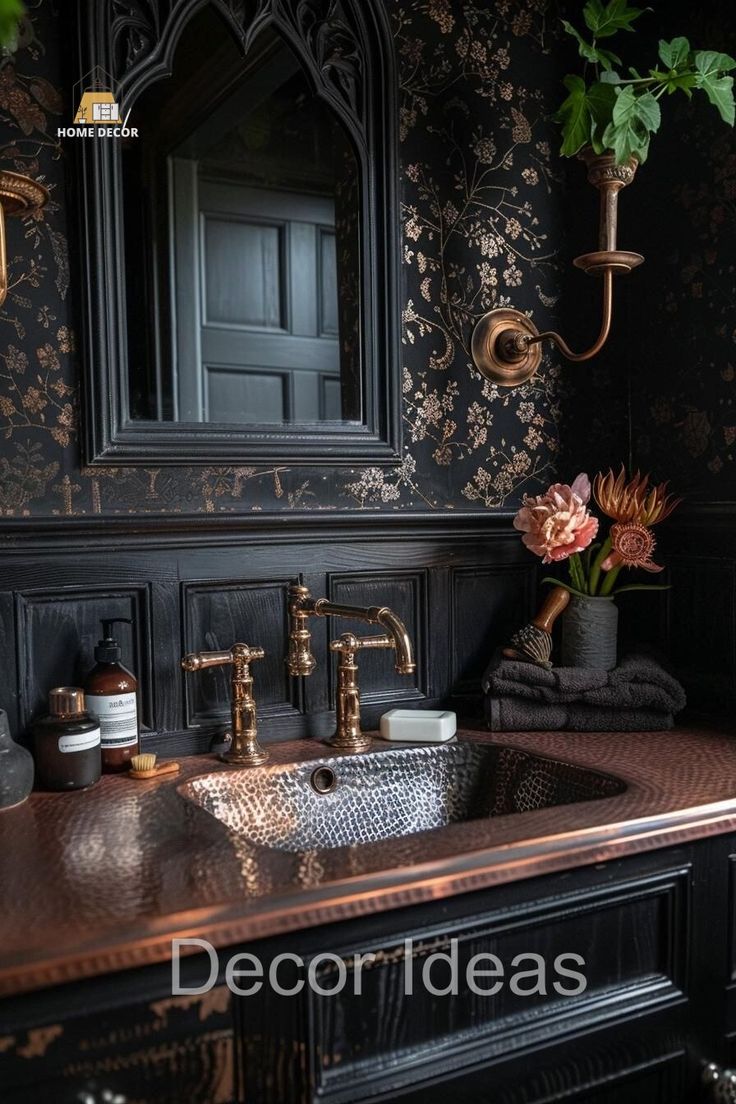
left=0, top=0, right=573, bottom=516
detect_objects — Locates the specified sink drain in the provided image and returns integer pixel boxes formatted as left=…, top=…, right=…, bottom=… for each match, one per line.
left=310, top=766, right=337, bottom=795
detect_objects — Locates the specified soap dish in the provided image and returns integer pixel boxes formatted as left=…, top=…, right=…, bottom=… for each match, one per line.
left=379, top=709, right=457, bottom=743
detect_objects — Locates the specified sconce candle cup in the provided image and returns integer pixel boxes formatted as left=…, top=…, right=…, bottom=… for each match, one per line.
left=512, top=468, right=681, bottom=670
left=0, top=169, right=49, bottom=307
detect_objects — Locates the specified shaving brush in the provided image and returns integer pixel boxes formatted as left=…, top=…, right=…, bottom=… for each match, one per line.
left=503, top=586, right=571, bottom=669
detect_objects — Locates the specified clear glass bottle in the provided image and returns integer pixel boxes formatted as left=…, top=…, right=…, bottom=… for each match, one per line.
left=32, top=687, right=101, bottom=791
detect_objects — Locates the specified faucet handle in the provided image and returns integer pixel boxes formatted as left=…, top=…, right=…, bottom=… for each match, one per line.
left=181, top=643, right=267, bottom=768
left=329, top=632, right=394, bottom=655
left=182, top=644, right=264, bottom=672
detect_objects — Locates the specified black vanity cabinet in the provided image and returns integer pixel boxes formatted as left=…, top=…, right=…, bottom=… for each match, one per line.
left=2, top=834, right=734, bottom=1104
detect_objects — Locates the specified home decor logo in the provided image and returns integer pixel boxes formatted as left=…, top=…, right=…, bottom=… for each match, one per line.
left=58, top=66, right=139, bottom=139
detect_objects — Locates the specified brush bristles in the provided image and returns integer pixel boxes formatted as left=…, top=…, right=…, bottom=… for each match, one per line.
left=130, top=753, right=156, bottom=773
left=507, top=623, right=553, bottom=668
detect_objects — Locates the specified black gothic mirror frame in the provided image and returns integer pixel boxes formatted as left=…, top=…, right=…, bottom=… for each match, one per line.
left=75, top=0, right=401, bottom=466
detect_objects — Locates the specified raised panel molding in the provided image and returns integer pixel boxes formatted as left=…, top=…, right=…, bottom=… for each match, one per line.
left=305, top=865, right=691, bottom=1101
left=450, top=564, right=536, bottom=700
left=326, top=570, right=429, bottom=707
left=14, top=585, right=153, bottom=730
left=181, top=579, right=300, bottom=729
left=0, top=517, right=537, bottom=750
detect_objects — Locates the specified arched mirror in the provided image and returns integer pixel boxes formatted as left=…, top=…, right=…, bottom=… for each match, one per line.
left=75, top=0, right=399, bottom=465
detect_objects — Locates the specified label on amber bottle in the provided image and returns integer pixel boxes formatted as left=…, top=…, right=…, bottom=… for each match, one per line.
left=86, top=692, right=138, bottom=747
left=59, top=727, right=101, bottom=754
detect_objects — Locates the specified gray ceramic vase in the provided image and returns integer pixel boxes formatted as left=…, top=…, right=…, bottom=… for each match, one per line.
left=561, top=595, right=619, bottom=671
left=0, top=708, right=34, bottom=810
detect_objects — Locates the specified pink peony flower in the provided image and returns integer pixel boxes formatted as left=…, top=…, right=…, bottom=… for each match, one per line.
left=513, top=474, right=599, bottom=564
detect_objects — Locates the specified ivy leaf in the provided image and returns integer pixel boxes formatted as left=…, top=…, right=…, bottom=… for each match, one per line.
left=694, top=50, right=736, bottom=124
left=602, top=86, right=660, bottom=163
left=628, top=88, right=661, bottom=131
left=583, top=0, right=645, bottom=38
left=562, top=20, right=621, bottom=71
left=0, top=0, right=23, bottom=49
left=658, top=36, right=690, bottom=70
left=587, top=80, right=619, bottom=151
left=556, top=75, right=592, bottom=156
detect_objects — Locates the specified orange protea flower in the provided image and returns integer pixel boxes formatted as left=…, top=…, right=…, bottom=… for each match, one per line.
left=602, top=521, right=664, bottom=573
left=593, top=466, right=681, bottom=525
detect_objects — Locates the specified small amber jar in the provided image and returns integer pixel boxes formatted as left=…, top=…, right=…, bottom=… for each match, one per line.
left=32, top=687, right=102, bottom=791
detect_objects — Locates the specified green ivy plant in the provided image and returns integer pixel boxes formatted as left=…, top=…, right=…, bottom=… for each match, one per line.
left=557, top=0, right=736, bottom=165
left=0, top=0, right=24, bottom=50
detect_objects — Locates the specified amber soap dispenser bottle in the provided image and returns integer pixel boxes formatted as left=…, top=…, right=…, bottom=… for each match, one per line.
left=85, top=617, right=140, bottom=771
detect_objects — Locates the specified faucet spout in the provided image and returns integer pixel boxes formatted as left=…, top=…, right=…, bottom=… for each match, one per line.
left=286, top=584, right=417, bottom=750
left=375, top=607, right=416, bottom=675
left=306, top=596, right=415, bottom=677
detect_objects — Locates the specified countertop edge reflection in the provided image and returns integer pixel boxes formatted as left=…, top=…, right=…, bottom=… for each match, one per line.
left=1, top=724, right=735, bottom=999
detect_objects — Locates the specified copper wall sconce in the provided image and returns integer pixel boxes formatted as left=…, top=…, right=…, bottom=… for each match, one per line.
left=471, top=151, right=643, bottom=387
left=0, top=170, right=49, bottom=308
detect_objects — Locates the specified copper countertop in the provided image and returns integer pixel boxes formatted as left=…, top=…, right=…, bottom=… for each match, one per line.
left=1, top=725, right=735, bottom=999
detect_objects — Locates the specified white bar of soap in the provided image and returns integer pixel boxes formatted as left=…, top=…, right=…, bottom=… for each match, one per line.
left=379, top=709, right=457, bottom=743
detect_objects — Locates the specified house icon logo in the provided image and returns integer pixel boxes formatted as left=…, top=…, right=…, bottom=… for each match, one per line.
left=74, top=89, right=120, bottom=125
left=59, top=66, right=139, bottom=139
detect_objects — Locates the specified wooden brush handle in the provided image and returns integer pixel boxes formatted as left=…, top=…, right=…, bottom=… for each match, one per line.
left=130, top=761, right=180, bottom=780
left=531, top=587, right=571, bottom=633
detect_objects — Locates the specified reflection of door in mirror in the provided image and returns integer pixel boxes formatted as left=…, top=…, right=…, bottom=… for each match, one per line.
left=122, top=7, right=361, bottom=428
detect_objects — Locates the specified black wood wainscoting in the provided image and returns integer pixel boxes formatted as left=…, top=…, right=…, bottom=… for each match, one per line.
left=0, top=507, right=731, bottom=749
left=0, top=514, right=539, bottom=751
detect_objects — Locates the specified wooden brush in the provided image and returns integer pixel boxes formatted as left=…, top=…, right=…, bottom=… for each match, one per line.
left=129, top=753, right=180, bottom=780
left=503, top=586, right=571, bottom=669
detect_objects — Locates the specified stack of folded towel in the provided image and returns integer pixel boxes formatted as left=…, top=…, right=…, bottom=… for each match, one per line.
left=482, top=651, right=687, bottom=732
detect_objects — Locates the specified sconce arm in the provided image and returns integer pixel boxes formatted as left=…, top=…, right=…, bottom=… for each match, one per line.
left=510, top=269, right=614, bottom=364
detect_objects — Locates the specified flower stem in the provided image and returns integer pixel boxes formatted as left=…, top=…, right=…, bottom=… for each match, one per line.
left=600, top=563, right=623, bottom=596
left=588, top=537, right=612, bottom=596
left=569, top=552, right=587, bottom=594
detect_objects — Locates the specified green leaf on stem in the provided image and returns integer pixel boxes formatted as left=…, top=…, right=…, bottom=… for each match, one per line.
left=611, top=583, right=672, bottom=595
left=541, top=577, right=589, bottom=599
left=588, top=80, right=619, bottom=150
left=557, top=75, right=592, bottom=156
left=602, top=85, right=660, bottom=162
left=694, top=50, right=736, bottom=124
left=658, top=36, right=690, bottom=70
left=0, top=0, right=23, bottom=49
left=562, top=20, right=622, bottom=70
left=583, top=0, right=646, bottom=38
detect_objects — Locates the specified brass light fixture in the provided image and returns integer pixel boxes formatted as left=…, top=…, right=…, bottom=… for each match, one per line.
left=0, top=170, right=50, bottom=307
left=471, top=150, right=643, bottom=387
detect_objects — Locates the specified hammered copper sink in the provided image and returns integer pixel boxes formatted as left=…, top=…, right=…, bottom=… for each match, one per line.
left=5, top=726, right=736, bottom=998
left=179, top=741, right=626, bottom=853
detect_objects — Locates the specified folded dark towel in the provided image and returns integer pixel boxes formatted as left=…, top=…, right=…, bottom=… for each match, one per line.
left=482, top=650, right=686, bottom=732
left=482, top=651, right=687, bottom=715
left=486, top=697, right=675, bottom=732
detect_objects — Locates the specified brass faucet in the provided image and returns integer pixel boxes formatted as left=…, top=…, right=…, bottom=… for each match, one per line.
left=286, top=584, right=416, bottom=752
left=181, top=644, right=268, bottom=767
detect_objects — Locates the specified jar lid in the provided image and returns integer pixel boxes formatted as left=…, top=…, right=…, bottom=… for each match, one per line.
left=48, top=687, right=86, bottom=716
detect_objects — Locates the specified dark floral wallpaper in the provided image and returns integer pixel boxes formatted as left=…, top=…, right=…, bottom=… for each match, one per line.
left=4, top=0, right=726, bottom=517
left=0, top=0, right=584, bottom=516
